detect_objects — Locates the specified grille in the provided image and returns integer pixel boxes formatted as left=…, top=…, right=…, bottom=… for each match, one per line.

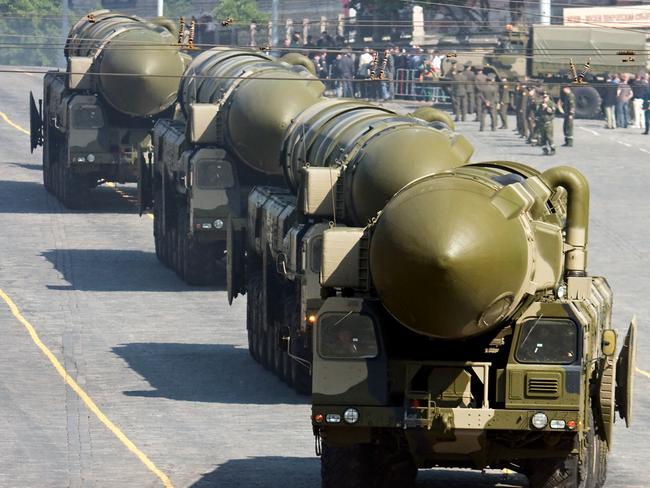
left=526, top=377, right=560, bottom=397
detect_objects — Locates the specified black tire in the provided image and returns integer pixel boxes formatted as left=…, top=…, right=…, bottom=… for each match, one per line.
left=246, top=270, right=262, bottom=362
left=59, top=162, right=87, bottom=209
left=291, top=360, right=312, bottom=396
left=321, top=441, right=416, bottom=488
left=321, top=443, right=376, bottom=488
left=42, top=124, right=54, bottom=192
left=153, top=187, right=164, bottom=261
left=574, top=86, right=602, bottom=119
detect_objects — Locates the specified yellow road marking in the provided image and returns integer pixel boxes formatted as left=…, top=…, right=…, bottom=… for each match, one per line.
left=0, top=110, right=29, bottom=135
left=0, top=289, right=174, bottom=488
left=106, top=182, right=155, bottom=220
left=637, top=367, right=650, bottom=380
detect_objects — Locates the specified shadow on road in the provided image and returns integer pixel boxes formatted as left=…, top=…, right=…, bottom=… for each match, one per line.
left=187, top=457, right=527, bottom=488
left=0, top=179, right=139, bottom=214
left=41, top=248, right=224, bottom=292
left=113, top=343, right=309, bottom=405
left=189, top=457, right=319, bottom=487
left=8, top=162, right=42, bottom=171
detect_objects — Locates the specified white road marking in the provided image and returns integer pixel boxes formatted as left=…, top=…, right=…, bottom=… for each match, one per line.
left=617, top=141, right=632, bottom=148
left=579, top=127, right=599, bottom=136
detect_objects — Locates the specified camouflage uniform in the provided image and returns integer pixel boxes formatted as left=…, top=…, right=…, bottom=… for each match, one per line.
left=562, top=89, right=576, bottom=147
left=516, top=85, right=529, bottom=138
left=537, top=94, right=556, bottom=155
left=474, top=68, right=487, bottom=122
left=464, top=63, right=476, bottom=114
left=526, top=89, right=538, bottom=144
left=498, top=79, right=511, bottom=129
left=479, top=75, right=498, bottom=131
left=451, top=69, right=468, bottom=122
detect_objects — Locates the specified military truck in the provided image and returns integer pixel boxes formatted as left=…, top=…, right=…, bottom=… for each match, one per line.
left=446, top=24, right=647, bottom=118
left=139, top=48, right=323, bottom=284
left=215, top=59, right=636, bottom=486
left=29, top=10, right=186, bottom=207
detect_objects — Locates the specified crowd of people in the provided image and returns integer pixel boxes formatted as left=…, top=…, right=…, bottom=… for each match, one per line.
left=447, top=65, right=650, bottom=156
left=602, top=72, right=650, bottom=132
left=285, top=33, right=447, bottom=101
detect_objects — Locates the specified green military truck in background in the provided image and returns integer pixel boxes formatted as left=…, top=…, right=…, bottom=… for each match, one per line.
left=30, top=10, right=186, bottom=207
left=446, top=24, right=648, bottom=118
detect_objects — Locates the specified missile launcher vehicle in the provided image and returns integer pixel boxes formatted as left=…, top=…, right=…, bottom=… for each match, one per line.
left=247, top=143, right=636, bottom=487
left=202, top=57, right=634, bottom=487
left=29, top=10, right=186, bottom=207
left=139, top=48, right=323, bottom=284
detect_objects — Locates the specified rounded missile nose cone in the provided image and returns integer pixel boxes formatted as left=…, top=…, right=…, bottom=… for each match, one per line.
left=99, top=30, right=184, bottom=117
left=349, top=126, right=472, bottom=225
left=369, top=175, right=532, bottom=339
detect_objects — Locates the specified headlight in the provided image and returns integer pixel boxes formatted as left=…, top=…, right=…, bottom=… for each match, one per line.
left=343, top=408, right=359, bottom=424
left=532, top=412, right=548, bottom=429
left=86, top=153, right=96, bottom=163
left=213, top=219, right=224, bottom=229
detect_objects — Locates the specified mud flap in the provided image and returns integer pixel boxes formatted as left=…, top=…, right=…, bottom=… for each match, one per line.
left=227, top=217, right=246, bottom=305
left=29, top=91, right=43, bottom=153
left=137, top=149, right=153, bottom=215
left=616, top=316, right=636, bottom=428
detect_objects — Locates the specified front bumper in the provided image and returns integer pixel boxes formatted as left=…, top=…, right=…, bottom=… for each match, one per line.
left=312, top=405, right=580, bottom=433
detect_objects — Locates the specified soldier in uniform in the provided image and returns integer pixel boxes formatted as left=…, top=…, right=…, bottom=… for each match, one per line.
left=498, top=76, right=511, bottom=129
left=474, top=65, right=486, bottom=122
left=526, top=86, right=538, bottom=144
left=479, top=73, right=498, bottom=131
left=516, top=80, right=529, bottom=138
left=464, top=61, right=476, bottom=115
left=451, top=65, right=468, bottom=122
left=537, top=91, right=556, bottom=155
left=561, top=85, right=576, bottom=147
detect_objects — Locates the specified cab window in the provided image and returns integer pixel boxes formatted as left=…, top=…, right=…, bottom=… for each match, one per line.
left=318, top=312, right=378, bottom=359
left=71, top=105, right=104, bottom=129
left=516, top=319, right=578, bottom=364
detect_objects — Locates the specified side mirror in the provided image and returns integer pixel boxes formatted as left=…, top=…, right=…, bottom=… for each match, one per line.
left=602, top=329, right=617, bottom=357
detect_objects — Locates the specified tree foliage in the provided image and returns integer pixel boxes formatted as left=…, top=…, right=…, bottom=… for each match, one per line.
left=213, top=0, right=268, bottom=24
left=0, top=0, right=70, bottom=66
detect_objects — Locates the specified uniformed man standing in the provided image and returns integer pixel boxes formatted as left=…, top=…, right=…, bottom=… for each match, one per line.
left=537, top=91, right=556, bottom=155
left=474, top=66, right=487, bottom=122
left=479, top=73, right=498, bottom=131
left=526, top=86, right=538, bottom=144
left=464, top=61, right=476, bottom=115
left=498, top=76, right=511, bottom=129
left=451, top=66, right=468, bottom=122
left=561, top=85, right=576, bottom=147
left=516, top=81, right=529, bottom=138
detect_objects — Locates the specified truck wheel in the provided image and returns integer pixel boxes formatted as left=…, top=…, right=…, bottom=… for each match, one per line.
left=528, top=410, right=604, bottom=488
left=42, top=124, right=54, bottom=192
left=153, top=187, right=163, bottom=261
left=321, top=443, right=375, bottom=488
left=291, top=361, right=311, bottom=395
left=573, top=86, right=602, bottom=119
left=246, top=270, right=262, bottom=362
left=58, top=163, right=87, bottom=209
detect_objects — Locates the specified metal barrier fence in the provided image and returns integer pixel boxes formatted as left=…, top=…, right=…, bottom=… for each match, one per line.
left=395, top=68, right=450, bottom=103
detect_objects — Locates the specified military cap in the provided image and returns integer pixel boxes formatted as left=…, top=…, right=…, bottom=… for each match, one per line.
left=487, top=72, right=496, bottom=81
left=464, top=60, right=472, bottom=67
left=475, top=65, right=483, bottom=71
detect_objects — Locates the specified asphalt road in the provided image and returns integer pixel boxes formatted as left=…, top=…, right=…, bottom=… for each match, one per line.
left=0, top=71, right=647, bottom=488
